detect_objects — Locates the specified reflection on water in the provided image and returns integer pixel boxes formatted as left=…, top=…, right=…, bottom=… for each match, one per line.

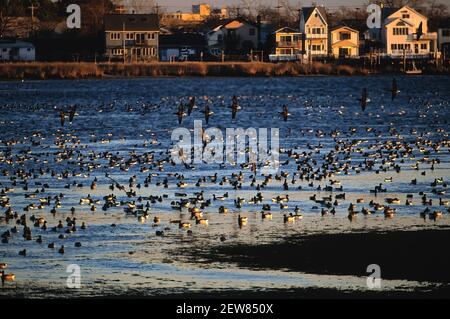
left=0, top=76, right=449, bottom=297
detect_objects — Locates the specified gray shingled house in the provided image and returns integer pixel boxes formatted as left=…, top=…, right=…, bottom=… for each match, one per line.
left=104, top=14, right=159, bottom=62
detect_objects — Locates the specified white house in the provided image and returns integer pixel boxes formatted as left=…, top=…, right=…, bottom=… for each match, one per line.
left=0, top=40, right=36, bottom=61
left=438, top=27, right=450, bottom=57
left=380, top=6, right=437, bottom=58
left=299, top=6, right=329, bottom=58
left=206, top=18, right=259, bottom=56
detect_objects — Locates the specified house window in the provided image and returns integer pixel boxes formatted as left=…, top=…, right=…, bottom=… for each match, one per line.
left=402, top=13, right=410, bottom=19
left=249, top=28, right=255, bottom=36
left=218, top=34, right=223, bottom=42
left=312, top=27, right=322, bottom=34
left=421, top=43, right=427, bottom=50
left=2, top=48, right=7, bottom=52
left=393, top=28, right=409, bottom=35
left=340, top=32, right=350, bottom=40
left=280, top=35, right=292, bottom=43
left=391, top=44, right=397, bottom=50
left=443, top=29, right=450, bottom=37
left=279, top=48, right=292, bottom=55
left=126, top=33, right=135, bottom=40
left=110, top=33, right=121, bottom=40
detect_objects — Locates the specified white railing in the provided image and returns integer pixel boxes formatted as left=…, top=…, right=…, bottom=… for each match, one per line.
left=269, top=54, right=303, bottom=62
left=307, top=33, right=327, bottom=39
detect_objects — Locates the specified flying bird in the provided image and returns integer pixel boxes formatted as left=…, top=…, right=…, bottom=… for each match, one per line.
left=187, top=97, right=196, bottom=116
left=69, top=105, right=76, bottom=123
left=391, top=78, right=400, bottom=101
left=60, top=111, right=65, bottom=127
left=201, top=104, right=213, bottom=124
left=280, top=105, right=290, bottom=121
left=175, top=103, right=185, bottom=124
left=231, top=95, right=240, bottom=120
left=359, top=88, right=370, bottom=111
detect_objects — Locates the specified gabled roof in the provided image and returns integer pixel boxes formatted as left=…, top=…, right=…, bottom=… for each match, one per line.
left=104, top=14, right=159, bottom=31
left=0, top=40, right=35, bottom=49
left=274, top=27, right=300, bottom=34
left=384, top=17, right=415, bottom=27
left=301, top=6, right=327, bottom=24
left=382, top=5, right=427, bottom=21
left=332, top=39, right=358, bottom=47
left=210, top=18, right=258, bottom=31
left=331, top=25, right=359, bottom=33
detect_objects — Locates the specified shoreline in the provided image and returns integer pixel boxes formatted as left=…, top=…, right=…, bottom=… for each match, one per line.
left=2, top=227, right=450, bottom=298
left=178, top=227, right=450, bottom=285
left=2, top=61, right=447, bottom=80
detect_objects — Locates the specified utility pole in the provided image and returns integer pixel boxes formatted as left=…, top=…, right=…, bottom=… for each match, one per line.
left=123, top=22, right=126, bottom=64
left=28, top=3, right=38, bottom=35
left=275, top=0, right=282, bottom=28
left=154, top=2, right=162, bottom=16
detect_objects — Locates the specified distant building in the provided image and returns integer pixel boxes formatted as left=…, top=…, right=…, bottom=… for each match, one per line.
left=269, top=27, right=304, bottom=62
left=300, top=6, right=329, bottom=58
left=379, top=6, right=437, bottom=58
left=207, top=18, right=260, bottom=56
left=438, top=27, right=450, bottom=58
left=159, top=33, right=207, bottom=61
left=104, top=14, right=159, bottom=62
left=211, top=8, right=229, bottom=19
left=162, top=4, right=227, bottom=24
left=330, top=26, right=359, bottom=58
left=192, top=4, right=211, bottom=17
left=0, top=40, right=35, bottom=61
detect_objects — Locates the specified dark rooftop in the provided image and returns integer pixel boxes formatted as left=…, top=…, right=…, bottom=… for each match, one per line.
left=104, top=14, right=159, bottom=31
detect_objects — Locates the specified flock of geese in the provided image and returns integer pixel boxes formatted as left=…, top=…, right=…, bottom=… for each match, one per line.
left=0, top=77, right=449, bottom=286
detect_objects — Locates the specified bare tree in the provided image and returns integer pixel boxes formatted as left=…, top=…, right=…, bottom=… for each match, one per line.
left=119, top=0, right=158, bottom=14
left=0, top=9, right=13, bottom=38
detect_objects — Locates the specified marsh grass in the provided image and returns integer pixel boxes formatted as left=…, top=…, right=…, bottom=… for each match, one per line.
left=0, top=62, right=367, bottom=79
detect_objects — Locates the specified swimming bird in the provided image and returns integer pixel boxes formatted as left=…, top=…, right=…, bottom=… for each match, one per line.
left=261, top=211, right=273, bottom=220
left=1, top=271, right=15, bottom=285
left=58, top=245, right=65, bottom=254
left=238, top=215, right=247, bottom=227
left=283, top=214, right=295, bottom=223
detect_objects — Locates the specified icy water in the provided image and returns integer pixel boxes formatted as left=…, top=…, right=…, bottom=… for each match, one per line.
left=0, top=76, right=449, bottom=297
